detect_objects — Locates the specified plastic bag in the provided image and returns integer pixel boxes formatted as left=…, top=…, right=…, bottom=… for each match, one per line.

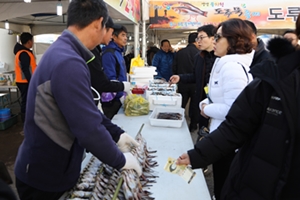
left=129, top=54, right=145, bottom=74
left=124, top=94, right=149, bottom=116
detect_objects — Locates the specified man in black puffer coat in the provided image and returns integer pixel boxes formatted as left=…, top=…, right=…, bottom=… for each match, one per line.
left=245, top=20, right=272, bottom=70
left=172, top=32, right=200, bottom=132
left=177, top=14, right=300, bottom=199
left=169, top=25, right=217, bottom=132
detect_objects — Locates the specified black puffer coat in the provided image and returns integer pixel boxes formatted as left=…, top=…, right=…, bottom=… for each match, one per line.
left=188, top=37, right=300, bottom=200
left=179, top=50, right=216, bottom=106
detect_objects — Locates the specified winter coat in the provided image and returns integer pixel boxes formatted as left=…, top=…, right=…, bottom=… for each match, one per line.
left=179, top=51, right=216, bottom=105
left=102, top=41, right=127, bottom=100
left=250, top=38, right=272, bottom=69
left=152, top=49, right=174, bottom=81
left=88, top=46, right=124, bottom=100
left=14, top=30, right=125, bottom=192
left=13, top=42, right=36, bottom=83
left=199, top=51, right=254, bottom=132
left=188, top=38, right=300, bottom=199
left=172, top=43, right=200, bottom=75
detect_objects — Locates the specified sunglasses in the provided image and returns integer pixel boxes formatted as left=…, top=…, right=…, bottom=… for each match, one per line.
left=214, top=33, right=223, bottom=42
left=195, top=36, right=208, bottom=42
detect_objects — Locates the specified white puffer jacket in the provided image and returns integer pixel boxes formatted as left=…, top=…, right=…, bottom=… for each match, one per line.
left=199, top=50, right=254, bottom=132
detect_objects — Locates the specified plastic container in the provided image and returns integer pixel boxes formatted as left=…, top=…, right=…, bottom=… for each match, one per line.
left=0, top=108, right=11, bottom=122
left=132, top=88, right=145, bottom=94
left=149, top=107, right=185, bottom=128
left=0, top=114, right=17, bottom=130
left=147, top=93, right=182, bottom=111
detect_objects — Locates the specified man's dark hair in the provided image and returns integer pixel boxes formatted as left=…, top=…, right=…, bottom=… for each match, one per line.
left=67, top=0, right=108, bottom=29
left=197, top=24, right=216, bottom=37
left=188, top=32, right=198, bottom=43
left=283, top=29, right=296, bottom=36
left=20, top=32, right=33, bottom=45
left=160, top=39, right=170, bottom=47
left=244, top=20, right=257, bottom=35
left=113, top=25, right=128, bottom=37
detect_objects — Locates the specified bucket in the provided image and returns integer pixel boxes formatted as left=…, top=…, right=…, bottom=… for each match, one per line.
left=0, top=108, right=11, bottom=122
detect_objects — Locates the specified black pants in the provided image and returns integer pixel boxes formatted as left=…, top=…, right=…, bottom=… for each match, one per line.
left=213, top=151, right=236, bottom=200
left=178, top=83, right=199, bottom=126
left=16, top=83, right=29, bottom=122
left=16, top=178, right=65, bottom=200
left=102, top=99, right=122, bottom=119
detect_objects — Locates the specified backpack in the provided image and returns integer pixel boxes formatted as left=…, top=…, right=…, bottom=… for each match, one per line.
left=102, top=48, right=120, bottom=79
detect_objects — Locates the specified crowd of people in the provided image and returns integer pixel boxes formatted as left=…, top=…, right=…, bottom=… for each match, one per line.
left=1, top=0, right=300, bottom=199
left=176, top=13, right=300, bottom=200
left=151, top=12, right=300, bottom=200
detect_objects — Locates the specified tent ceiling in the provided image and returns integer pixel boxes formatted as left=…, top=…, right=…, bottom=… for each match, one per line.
left=0, top=0, right=133, bottom=31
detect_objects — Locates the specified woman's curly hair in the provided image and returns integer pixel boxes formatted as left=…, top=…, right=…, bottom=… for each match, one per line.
left=218, top=18, right=253, bottom=54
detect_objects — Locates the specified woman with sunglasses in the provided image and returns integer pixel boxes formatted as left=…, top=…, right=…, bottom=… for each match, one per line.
left=198, top=18, right=254, bottom=200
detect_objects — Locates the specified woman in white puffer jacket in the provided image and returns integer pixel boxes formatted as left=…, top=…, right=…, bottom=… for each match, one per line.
left=199, top=18, right=254, bottom=200
left=199, top=48, right=254, bottom=132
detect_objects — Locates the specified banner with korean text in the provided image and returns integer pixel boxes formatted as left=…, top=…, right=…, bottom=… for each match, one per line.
left=149, top=1, right=300, bottom=29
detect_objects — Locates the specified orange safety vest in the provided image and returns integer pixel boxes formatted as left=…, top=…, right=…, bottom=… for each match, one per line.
left=15, top=49, right=37, bottom=83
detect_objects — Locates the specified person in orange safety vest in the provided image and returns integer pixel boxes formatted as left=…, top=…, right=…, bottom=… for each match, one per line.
left=14, top=32, right=36, bottom=123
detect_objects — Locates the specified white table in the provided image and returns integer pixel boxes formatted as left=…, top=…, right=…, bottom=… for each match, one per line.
left=111, top=111, right=211, bottom=200
left=0, top=85, right=20, bottom=106
left=61, top=111, right=211, bottom=200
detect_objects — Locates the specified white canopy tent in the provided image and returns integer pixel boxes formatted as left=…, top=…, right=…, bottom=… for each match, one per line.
left=0, top=0, right=137, bottom=70
left=0, top=0, right=134, bottom=35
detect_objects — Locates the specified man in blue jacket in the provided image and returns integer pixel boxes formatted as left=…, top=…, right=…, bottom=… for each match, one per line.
left=152, top=39, right=175, bottom=81
left=101, top=25, right=128, bottom=119
left=14, top=1, right=141, bottom=199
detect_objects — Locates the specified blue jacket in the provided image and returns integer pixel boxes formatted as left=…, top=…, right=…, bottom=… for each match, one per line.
left=152, top=49, right=174, bottom=81
left=14, top=30, right=125, bottom=192
left=102, top=41, right=127, bottom=99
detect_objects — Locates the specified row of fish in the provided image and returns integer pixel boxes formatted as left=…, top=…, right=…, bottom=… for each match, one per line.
left=65, top=129, right=157, bottom=200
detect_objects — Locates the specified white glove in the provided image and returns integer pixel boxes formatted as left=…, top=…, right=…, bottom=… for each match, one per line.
left=123, top=81, right=132, bottom=94
left=117, top=132, right=139, bottom=152
left=122, top=152, right=142, bottom=176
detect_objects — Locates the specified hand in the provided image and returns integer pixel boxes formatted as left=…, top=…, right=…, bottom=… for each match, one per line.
left=122, top=81, right=131, bottom=94
left=122, top=152, right=142, bottom=176
left=200, top=103, right=209, bottom=119
left=117, top=133, right=139, bottom=152
left=176, top=153, right=190, bottom=165
left=169, top=75, right=180, bottom=84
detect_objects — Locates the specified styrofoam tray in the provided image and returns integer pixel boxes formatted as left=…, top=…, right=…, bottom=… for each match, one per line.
left=147, top=93, right=182, bottom=110
left=149, top=107, right=185, bottom=128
